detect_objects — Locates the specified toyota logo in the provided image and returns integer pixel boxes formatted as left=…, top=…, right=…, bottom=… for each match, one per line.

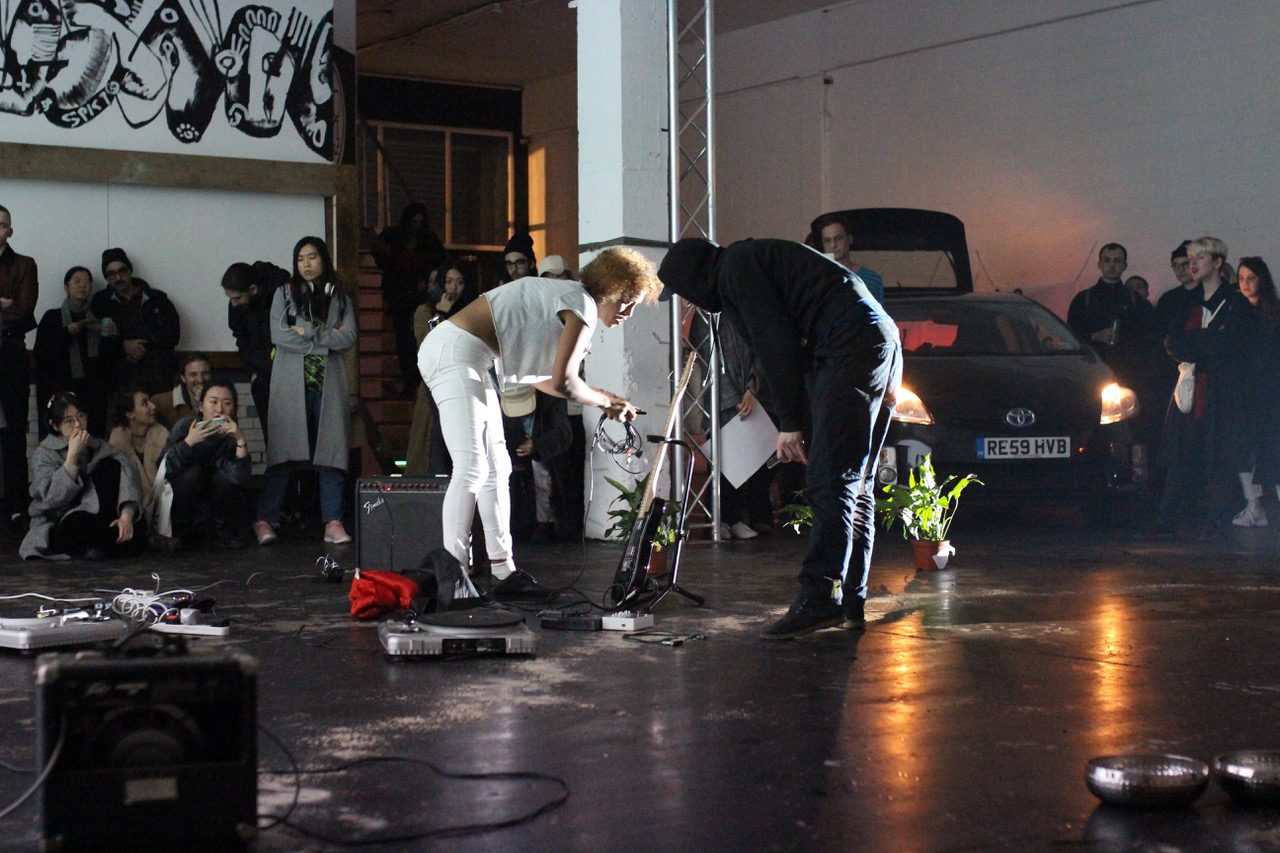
left=1005, top=408, right=1036, bottom=428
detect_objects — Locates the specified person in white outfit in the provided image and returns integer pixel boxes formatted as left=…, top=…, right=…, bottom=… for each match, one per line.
left=417, top=247, right=661, bottom=598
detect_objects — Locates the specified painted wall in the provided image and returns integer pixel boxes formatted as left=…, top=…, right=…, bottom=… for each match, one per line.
left=713, top=0, right=1280, bottom=316
left=0, top=0, right=337, bottom=162
left=524, top=72, right=579, bottom=271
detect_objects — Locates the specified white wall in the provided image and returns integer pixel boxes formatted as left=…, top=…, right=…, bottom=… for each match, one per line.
left=715, top=0, right=1280, bottom=316
left=2, top=179, right=324, bottom=351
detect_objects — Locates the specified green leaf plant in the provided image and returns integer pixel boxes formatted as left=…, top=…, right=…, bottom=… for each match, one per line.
left=875, top=454, right=982, bottom=542
left=604, top=475, right=679, bottom=548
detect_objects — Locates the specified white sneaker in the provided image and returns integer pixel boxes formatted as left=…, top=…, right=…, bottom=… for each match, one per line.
left=1232, top=504, right=1269, bottom=528
left=729, top=522, right=759, bottom=540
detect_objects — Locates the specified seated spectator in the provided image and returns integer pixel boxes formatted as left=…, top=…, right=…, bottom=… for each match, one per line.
left=223, top=261, right=284, bottom=442
left=152, top=352, right=210, bottom=427
left=157, top=380, right=251, bottom=550
left=107, top=388, right=169, bottom=524
left=21, top=392, right=141, bottom=560
left=406, top=260, right=475, bottom=476
left=34, top=266, right=120, bottom=437
left=813, top=213, right=885, bottom=303
left=374, top=204, right=445, bottom=397
left=91, top=248, right=181, bottom=394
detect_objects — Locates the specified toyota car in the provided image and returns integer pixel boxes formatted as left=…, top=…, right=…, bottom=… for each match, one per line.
left=809, top=208, right=1146, bottom=508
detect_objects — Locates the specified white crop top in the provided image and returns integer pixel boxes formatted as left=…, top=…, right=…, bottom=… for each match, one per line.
left=486, top=277, right=598, bottom=387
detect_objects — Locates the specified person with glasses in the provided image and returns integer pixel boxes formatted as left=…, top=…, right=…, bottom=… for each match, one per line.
left=90, top=248, right=181, bottom=394
left=21, top=392, right=142, bottom=560
left=500, top=232, right=537, bottom=286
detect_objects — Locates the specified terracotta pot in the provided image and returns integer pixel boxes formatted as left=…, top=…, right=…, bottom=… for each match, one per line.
left=647, top=545, right=670, bottom=576
left=911, top=539, right=951, bottom=571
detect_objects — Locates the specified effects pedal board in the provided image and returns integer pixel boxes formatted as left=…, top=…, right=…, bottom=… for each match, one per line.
left=601, top=611, right=654, bottom=632
left=379, top=608, right=537, bottom=657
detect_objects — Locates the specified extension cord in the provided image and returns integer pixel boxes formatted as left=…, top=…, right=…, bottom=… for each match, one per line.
left=601, top=611, right=653, bottom=632
left=150, top=623, right=231, bottom=638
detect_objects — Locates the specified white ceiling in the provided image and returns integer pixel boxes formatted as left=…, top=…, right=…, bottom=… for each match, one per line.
left=356, top=0, right=839, bottom=86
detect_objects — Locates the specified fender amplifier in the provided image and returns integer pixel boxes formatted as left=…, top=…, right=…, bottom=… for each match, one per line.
left=356, top=476, right=449, bottom=573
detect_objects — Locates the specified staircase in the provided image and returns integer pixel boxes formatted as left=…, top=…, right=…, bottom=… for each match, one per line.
left=355, top=252, right=414, bottom=474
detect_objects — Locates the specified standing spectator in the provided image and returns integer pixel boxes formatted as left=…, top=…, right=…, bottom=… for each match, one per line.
left=813, top=213, right=885, bottom=304
left=35, top=266, right=119, bottom=438
left=151, top=352, right=210, bottom=428
left=159, top=380, right=252, bottom=550
left=253, top=237, right=357, bottom=546
left=21, top=392, right=141, bottom=560
left=0, top=204, right=38, bottom=526
left=222, top=261, right=284, bottom=443
left=538, top=255, right=573, bottom=280
left=1231, top=257, right=1280, bottom=527
left=107, top=388, right=169, bottom=526
left=405, top=260, right=474, bottom=476
left=92, top=248, right=181, bottom=394
left=501, top=232, right=537, bottom=285
left=540, top=255, right=586, bottom=535
left=1154, top=240, right=1197, bottom=341
left=375, top=204, right=445, bottom=396
left=1154, top=237, right=1264, bottom=537
left=1126, top=275, right=1151, bottom=303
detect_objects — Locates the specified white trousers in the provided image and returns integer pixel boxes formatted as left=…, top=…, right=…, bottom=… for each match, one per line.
left=418, top=323, right=514, bottom=572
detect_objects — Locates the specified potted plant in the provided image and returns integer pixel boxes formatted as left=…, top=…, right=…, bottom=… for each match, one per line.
left=876, top=454, right=981, bottom=570
left=604, top=475, right=679, bottom=573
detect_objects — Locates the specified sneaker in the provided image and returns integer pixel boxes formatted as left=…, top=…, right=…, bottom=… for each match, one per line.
left=842, top=601, right=867, bottom=631
left=491, top=569, right=547, bottom=600
left=324, top=520, right=353, bottom=544
left=253, top=521, right=278, bottom=546
left=1232, top=504, right=1268, bottom=528
left=762, top=585, right=844, bottom=640
left=729, top=522, right=759, bottom=540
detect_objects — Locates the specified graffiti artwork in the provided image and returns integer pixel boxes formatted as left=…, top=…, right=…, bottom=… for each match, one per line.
left=0, top=0, right=334, bottom=159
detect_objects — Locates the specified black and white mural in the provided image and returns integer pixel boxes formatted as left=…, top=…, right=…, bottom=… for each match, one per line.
left=0, top=0, right=339, bottom=162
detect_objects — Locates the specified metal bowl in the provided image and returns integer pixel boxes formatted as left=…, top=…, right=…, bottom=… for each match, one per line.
left=1085, top=754, right=1210, bottom=808
left=1213, top=750, right=1280, bottom=805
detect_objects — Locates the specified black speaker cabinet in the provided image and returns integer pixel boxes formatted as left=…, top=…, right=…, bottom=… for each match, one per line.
left=34, top=649, right=258, bottom=852
left=356, top=476, right=449, bottom=573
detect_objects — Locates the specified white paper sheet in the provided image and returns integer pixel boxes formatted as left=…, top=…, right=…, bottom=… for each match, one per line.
left=706, top=408, right=779, bottom=489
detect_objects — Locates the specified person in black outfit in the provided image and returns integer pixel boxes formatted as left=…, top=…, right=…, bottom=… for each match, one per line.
left=159, top=380, right=252, bottom=550
left=659, top=237, right=902, bottom=639
left=222, top=261, right=285, bottom=442
left=92, top=248, right=181, bottom=394
left=0, top=205, right=39, bottom=524
left=35, top=266, right=120, bottom=439
left=375, top=204, right=445, bottom=395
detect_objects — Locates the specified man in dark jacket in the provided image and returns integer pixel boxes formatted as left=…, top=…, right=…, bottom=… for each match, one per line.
left=0, top=204, right=38, bottom=523
left=92, top=248, right=181, bottom=394
left=222, top=261, right=285, bottom=441
left=658, top=238, right=902, bottom=639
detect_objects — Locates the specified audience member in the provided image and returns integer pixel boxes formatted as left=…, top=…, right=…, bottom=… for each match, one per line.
left=92, top=248, right=181, bottom=394
left=1231, top=256, right=1280, bottom=528
left=0, top=204, right=38, bottom=525
left=501, top=232, right=537, bottom=284
left=34, top=265, right=118, bottom=438
left=21, top=392, right=141, bottom=560
left=1125, top=275, right=1150, bottom=302
left=254, top=237, right=357, bottom=546
left=152, top=352, right=210, bottom=427
left=813, top=213, right=885, bottom=303
left=107, top=388, right=169, bottom=526
left=158, top=380, right=251, bottom=550
left=223, top=261, right=285, bottom=441
left=1154, top=240, right=1196, bottom=341
left=374, top=203, right=445, bottom=396
left=1153, top=237, right=1264, bottom=537
left=539, top=255, right=573, bottom=280
left=540, top=255, right=587, bottom=531
left=406, top=260, right=474, bottom=476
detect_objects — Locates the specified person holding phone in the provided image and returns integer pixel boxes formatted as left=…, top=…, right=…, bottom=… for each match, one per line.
left=21, top=392, right=142, bottom=560
left=155, top=379, right=252, bottom=551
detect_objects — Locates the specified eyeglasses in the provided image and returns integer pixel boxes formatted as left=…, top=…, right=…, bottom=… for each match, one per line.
left=505, top=260, right=528, bottom=268
left=59, top=412, right=88, bottom=427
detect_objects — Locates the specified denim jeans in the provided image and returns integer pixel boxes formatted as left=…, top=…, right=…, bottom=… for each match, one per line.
left=799, top=318, right=902, bottom=609
left=257, top=390, right=345, bottom=524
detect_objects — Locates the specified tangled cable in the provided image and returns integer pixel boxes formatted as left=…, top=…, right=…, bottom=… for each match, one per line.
left=592, top=413, right=645, bottom=474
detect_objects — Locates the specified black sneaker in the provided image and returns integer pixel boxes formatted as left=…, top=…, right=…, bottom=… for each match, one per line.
left=762, top=586, right=844, bottom=640
left=841, top=598, right=867, bottom=630
left=491, top=569, right=547, bottom=601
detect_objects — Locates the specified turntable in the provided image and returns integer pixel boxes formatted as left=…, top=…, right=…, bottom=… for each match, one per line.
left=0, top=611, right=127, bottom=652
left=379, top=608, right=538, bottom=657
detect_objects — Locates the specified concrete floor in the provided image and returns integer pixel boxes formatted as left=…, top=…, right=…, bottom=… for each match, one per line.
left=1, top=508, right=1279, bottom=851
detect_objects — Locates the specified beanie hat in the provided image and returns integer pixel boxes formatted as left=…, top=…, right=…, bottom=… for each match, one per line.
left=101, top=247, right=131, bottom=274
left=657, top=238, right=723, bottom=312
left=502, top=232, right=537, bottom=267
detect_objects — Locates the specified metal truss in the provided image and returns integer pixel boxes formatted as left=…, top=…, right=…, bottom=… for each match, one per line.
left=667, top=0, right=723, bottom=540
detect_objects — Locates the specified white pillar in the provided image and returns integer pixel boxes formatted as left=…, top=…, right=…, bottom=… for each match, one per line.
left=576, top=0, right=672, bottom=539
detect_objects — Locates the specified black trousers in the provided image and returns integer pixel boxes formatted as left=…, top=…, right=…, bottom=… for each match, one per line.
left=48, top=458, right=133, bottom=557
left=168, top=462, right=245, bottom=540
left=0, top=339, right=30, bottom=515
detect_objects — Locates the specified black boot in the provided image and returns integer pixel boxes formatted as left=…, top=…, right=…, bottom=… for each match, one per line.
left=842, top=596, right=866, bottom=631
left=762, top=581, right=843, bottom=640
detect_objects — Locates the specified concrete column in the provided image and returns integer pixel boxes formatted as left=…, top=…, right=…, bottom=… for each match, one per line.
left=576, top=0, right=672, bottom=539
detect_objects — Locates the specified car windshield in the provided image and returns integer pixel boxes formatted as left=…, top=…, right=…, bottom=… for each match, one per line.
left=857, top=249, right=960, bottom=291
left=887, top=298, right=1086, bottom=356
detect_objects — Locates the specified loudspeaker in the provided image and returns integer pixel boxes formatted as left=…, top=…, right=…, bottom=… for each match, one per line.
left=35, top=649, right=258, bottom=852
left=356, top=476, right=448, bottom=573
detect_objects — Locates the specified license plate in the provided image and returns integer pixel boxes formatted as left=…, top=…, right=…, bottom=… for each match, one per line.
left=976, top=436, right=1071, bottom=460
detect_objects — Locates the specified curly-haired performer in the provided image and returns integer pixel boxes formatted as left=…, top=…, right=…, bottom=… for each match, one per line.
left=417, top=247, right=662, bottom=598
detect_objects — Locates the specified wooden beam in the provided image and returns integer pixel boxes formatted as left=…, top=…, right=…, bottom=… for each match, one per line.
left=0, top=142, right=336, bottom=196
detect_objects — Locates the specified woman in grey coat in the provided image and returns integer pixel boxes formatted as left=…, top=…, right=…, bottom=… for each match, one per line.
left=21, top=392, right=142, bottom=560
left=253, top=237, right=357, bottom=546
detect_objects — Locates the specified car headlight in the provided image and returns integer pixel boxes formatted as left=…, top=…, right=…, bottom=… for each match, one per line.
left=893, top=385, right=933, bottom=425
left=1100, top=382, right=1139, bottom=424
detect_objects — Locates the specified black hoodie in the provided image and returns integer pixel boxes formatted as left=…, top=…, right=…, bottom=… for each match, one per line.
left=659, top=238, right=891, bottom=431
